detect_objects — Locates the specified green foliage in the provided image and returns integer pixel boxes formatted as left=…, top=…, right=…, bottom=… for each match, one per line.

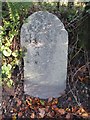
left=40, top=100, right=45, bottom=106
left=1, top=2, right=34, bottom=87
left=1, top=2, right=22, bottom=87
left=2, top=64, right=12, bottom=78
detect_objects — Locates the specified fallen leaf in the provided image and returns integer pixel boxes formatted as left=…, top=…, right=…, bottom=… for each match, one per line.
left=12, top=114, right=17, bottom=120
left=26, top=99, right=32, bottom=106
left=30, top=112, right=35, bottom=118
left=72, top=106, right=77, bottom=112
left=13, top=108, right=17, bottom=112
left=18, top=112, right=23, bottom=117
left=45, top=106, right=50, bottom=112
left=76, top=107, right=86, bottom=115
left=52, top=105, right=57, bottom=110
left=66, top=113, right=71, bottom=119
left=52, top=98, right=58, bottom=105
left=81, top=113, right=88, bottom=117
left=39, top=108, right=45, bottom=118
left=58, top=109, right=65, bottom=115
left=17, top=99, right=22, bottom=107
left=80, top=108, right=86, bottom=113
left=66, top=108, right=71, bottom=112
left=47, top=111, right=55, bottom=118
left=47, top=112, right=52, bottom=117
left=50, top=111, right=55, bottom=117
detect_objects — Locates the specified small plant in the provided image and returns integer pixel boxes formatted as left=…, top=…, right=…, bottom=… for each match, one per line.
left=1, top=2, right=33, bottom=87
left=1, top=2, right=22, bottom=87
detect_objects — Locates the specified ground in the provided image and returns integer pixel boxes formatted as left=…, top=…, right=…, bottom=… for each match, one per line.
left=2, top=35, right=90, bottom=120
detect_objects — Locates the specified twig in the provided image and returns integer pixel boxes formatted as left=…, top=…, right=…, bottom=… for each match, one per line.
left=72, top=62, right=90, bottom=81
left=67, top=76, right=81, bottom=107
left=70, top=47, right=82, bottom=62
left=66, top=12, right=88, bottom=28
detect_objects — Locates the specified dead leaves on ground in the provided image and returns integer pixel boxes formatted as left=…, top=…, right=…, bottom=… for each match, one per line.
left=2, top=95, right=90, bottom=119
left=76, top=107, right=89, bottom=118
left=24, top=97, right=89, bottom=119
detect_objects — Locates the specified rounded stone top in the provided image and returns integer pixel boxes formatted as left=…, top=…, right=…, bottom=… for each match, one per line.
left=21, top=11, right=67, bottom=48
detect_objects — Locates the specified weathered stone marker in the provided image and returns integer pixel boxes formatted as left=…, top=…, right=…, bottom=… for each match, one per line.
left=21, top=11, right=68, bottom=99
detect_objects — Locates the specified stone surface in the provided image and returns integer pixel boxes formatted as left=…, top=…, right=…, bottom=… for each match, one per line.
left=20, top=11, right=68, bottom=99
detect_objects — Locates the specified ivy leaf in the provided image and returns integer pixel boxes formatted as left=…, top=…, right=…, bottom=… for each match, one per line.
left=3, top=47, right=12, bottom=57
left=7, top=64, right=12, bottom=70
left=1, top=45, right=4, bottom=51
left=40, top=100, right=45, bottom=106
left=9, top=34, right=14, bottom=42
left=12, top=50, right=18, bottom=57
left=39, top=108, right=45, bottom=118
left=7, top=73, right=11, bottom=79
left=7, top=79, right=13, bottom=88
left=2, top=64, right=12, bottom=74
left=5, top=38, right=11, bottom=47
